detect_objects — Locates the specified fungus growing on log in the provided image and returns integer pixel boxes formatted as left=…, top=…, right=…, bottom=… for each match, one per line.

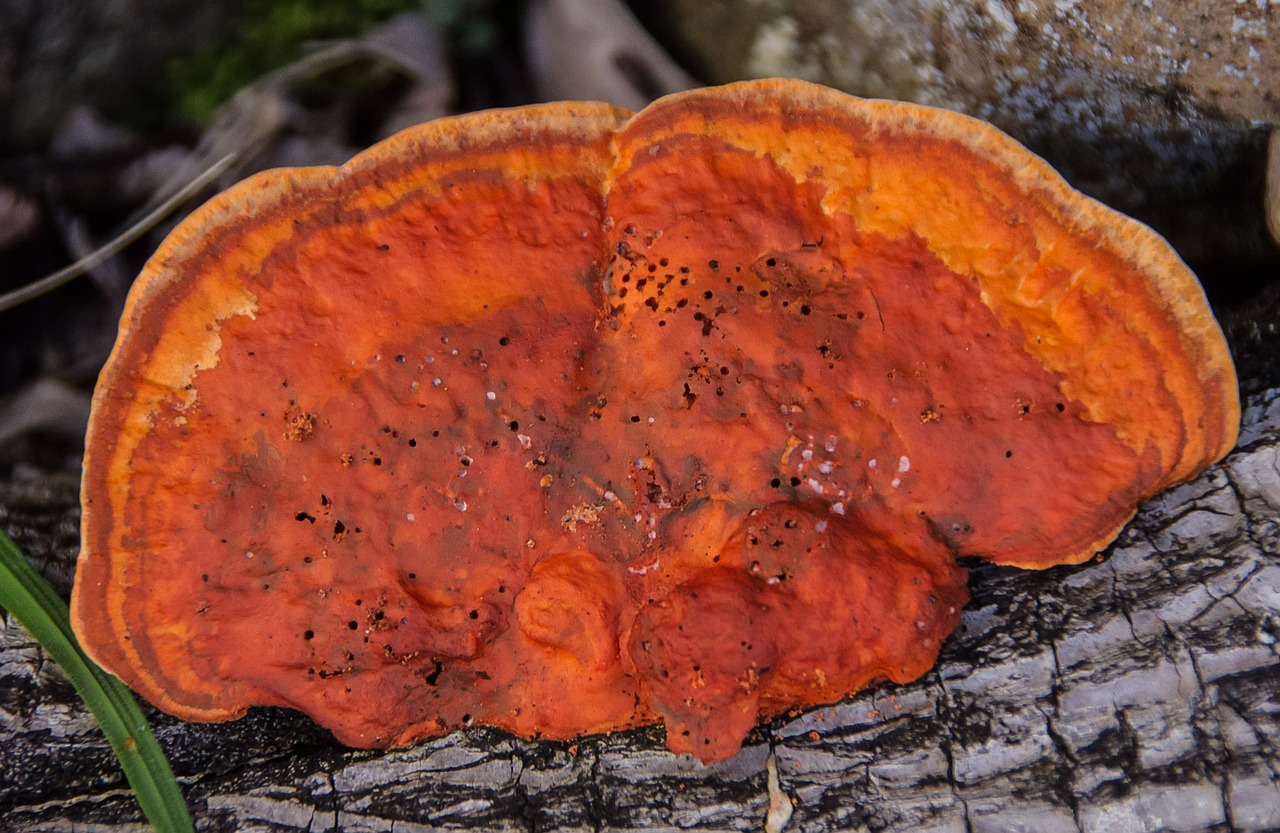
left=72, top=80, right=1239, bottom=763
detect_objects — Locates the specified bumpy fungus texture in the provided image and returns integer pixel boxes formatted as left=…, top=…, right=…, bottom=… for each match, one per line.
left=73, top=80, right=1239, bottom=763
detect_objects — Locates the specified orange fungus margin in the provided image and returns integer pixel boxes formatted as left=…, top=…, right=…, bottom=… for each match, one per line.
left=71, top=80, right=1239, bottom=762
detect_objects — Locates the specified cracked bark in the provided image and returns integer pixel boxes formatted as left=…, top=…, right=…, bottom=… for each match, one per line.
left=2, top=388, right=1278, bottom=833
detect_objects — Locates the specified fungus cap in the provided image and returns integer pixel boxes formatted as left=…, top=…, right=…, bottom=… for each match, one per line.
left=72, top=79, right=1238, bottom=762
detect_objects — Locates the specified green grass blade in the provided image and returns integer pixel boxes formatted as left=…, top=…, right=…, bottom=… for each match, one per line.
left=0, top=529, right=193, bottom=833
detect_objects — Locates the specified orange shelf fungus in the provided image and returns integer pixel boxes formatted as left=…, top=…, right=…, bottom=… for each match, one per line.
left=72, top=80, right=1239, bottom=763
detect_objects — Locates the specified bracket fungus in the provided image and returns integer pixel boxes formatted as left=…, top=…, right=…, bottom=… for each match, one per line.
left=72, top=80, right=1239, bottom=763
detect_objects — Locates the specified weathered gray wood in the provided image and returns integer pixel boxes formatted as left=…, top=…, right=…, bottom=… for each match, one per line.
left=2, top=389, right=1278, bottom=833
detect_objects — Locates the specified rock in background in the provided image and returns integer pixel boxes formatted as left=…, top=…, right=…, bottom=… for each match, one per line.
left=639, top=0, right=1280, bottom=301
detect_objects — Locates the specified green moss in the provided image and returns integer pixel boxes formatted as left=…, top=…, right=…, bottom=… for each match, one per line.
left=165, top=0, right=431, bottom=125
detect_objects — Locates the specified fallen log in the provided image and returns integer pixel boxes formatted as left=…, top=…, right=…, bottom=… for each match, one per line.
left=2, top=386, right=1278, bottom=833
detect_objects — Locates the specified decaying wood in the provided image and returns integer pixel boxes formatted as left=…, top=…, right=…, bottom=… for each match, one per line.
left=2, top=388, right=1278, bottom=833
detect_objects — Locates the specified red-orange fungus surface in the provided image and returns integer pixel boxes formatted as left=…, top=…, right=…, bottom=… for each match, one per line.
left=72, top=80, right=1239, bottom=762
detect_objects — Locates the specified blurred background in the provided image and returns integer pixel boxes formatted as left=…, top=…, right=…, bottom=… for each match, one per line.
left=1, top=0, right=1277, bottom=476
